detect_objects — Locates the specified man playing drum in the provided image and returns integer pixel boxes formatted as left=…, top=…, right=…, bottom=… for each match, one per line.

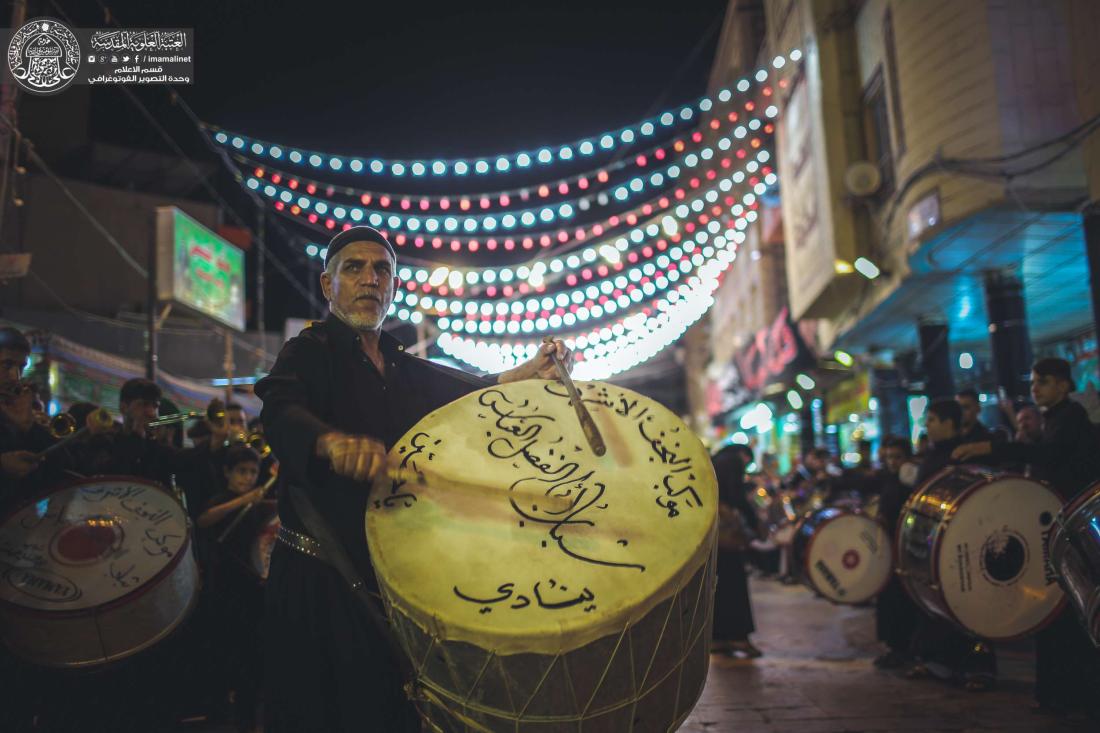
left=955, top=358, right=1100, bottom=717
left=254, top=226, right=572, bottom=733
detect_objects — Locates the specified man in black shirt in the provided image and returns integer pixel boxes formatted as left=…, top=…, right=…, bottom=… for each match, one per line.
left=909, top=399, right=997, bottom=690
left=873, top=436, right=920, bottom=668
left=955, top=388, right=992, bottom=444
left=76, top=379, right=226, bottom=519
left=0, top=326, right=46, bottom=489
left=954, top=358, right=1100, bottom=717
left=255, top=226, right=572, bottom=733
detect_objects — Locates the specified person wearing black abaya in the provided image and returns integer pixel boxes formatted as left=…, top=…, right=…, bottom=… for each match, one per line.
left=255, top=226, right=574, bottom=733
left=710, top=442, right=761, bottom=658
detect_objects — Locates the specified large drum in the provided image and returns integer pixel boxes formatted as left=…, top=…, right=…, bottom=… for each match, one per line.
left=0, top=475, right=198, bottom=667
left=897, top=467, right=1064, bottom=640
left=1048, top=481, right=1100, bottom=646
left=367, top=380, right=717, bottom=733
left=790, top=506, right=892, bottom=604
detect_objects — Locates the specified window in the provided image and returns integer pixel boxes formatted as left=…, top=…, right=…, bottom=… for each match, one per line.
left=883, top=6, right=906, bottom=155
left=862, top=68, right=895, bottom=198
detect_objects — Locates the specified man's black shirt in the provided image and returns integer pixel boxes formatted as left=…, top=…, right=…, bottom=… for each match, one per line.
left=991, top=397, right=1100, bottom=500
left=916, top=435, right=964, bottom=487
left=254, top=314, right=494, bottom=575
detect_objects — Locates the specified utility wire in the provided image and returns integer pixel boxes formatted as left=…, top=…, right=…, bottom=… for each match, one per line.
left=48, top=0, right=326, bottom=315
left=0, top=111, right=148, bottom=277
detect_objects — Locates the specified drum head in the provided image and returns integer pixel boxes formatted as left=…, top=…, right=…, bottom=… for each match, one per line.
left=938, top=476, right=1063, bottom=640
left=0, top=476, right=189, bottom=614
left=366, top=380, right=717, bottom=656
left=804, top=512, right=891, bottom=603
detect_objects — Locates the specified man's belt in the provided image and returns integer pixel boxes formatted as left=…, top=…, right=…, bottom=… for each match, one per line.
left=275, top=524, right=324, bottom=561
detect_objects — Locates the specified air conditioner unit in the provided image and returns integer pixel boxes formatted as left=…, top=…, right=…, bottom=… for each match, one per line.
left=844, top=161, right=883, bottom=197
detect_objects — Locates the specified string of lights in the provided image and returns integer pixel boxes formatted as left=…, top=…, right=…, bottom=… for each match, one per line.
left=373, top=176, right=777, bottom=340
left=300, top=148, right=774, bottom=298
left=266, top=140, right=773, bottom=255
left=241, top=112, right=775, bottom=239
left=203, top=50, right=798, bottom=179
left=437, top=228, right=740, bottom=379
left=231, top=104, right=774, bottom=213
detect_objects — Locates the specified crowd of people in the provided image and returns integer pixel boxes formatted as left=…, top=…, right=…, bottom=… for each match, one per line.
left=1, top=325, right=276, bottom=732
left=711, top=357, right=1100, bottom=721
left=6, top=301, right=1100, bottom=727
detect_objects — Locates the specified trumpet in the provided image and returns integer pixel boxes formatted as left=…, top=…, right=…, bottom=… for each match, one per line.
left=147, top=402, right=226, bottom=429
left=228, top=430, right=271, bottom=458
left=39, top=407, right=114, bottom=458
left=48, top=412, right=76, bottom=439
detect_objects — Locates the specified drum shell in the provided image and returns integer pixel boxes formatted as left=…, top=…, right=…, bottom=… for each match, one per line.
left=896, top=466, right=1065, bottom=641
left=384, top=544, right=716, bottom=733
left=0, top=476, right=199, bottom=668
left=0, top=547, right=199, bottom=667
left=895, top=472, right=957, bottom=622
left=1048, top=483, right=1100, bottom=646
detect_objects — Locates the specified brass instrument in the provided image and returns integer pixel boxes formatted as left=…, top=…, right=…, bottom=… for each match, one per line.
left=226, top=429, right=271, bottom=458
left=47, top=412, right=76, bottom=439
left=147, top=410, right=206, bottom=428
left=248, top=431, right=271, bottom=458
left=147, top=402, right=226, bottom=429
left=38, top=408, right=114, bottom=458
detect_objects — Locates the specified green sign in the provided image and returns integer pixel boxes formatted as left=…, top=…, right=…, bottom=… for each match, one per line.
left=157, top=207, right=245, bottom=331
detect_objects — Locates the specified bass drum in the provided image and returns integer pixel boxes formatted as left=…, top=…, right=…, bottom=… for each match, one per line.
left=367, top=380, right=717, bottom=733
left=1047, top=481, right=1100, bottom=646
left=897, top=466, right=1064, bottom=641
left=0, top=475, right=198, bottom=667
left=790, top=507, right=892, bottom=604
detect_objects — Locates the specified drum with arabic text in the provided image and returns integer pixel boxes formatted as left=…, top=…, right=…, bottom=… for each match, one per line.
left=0, top=475, right=198, bottom=667
left=367, top=379, right=718, bottom=733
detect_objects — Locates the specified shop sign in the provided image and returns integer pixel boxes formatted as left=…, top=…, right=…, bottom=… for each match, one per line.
left=826, top=372, right=871, bottom=424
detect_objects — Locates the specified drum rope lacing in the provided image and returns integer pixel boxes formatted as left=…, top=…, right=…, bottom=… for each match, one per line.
left=389, top=550, right=714, bottom=731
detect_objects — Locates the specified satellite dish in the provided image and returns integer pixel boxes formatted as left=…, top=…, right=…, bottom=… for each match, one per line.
left=844, top=161, right=882, bottom=197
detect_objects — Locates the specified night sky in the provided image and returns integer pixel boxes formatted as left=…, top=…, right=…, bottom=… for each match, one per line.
left=45, top=0, right=729, bottom=329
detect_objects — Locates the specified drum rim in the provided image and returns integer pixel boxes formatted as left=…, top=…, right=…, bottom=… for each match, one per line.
left=796, top=506, right=893, bottom=603
left=1060, top=479, right=1100, bottom=519
left=0, top=474, right=194, bottom=620
left=1048, top=485, right=1100, bottom=554
left=897, top=465, right=1067, bottom=641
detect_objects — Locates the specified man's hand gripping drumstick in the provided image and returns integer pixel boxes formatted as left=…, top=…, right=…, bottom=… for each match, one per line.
left=317, top=431, right=394, bottom=482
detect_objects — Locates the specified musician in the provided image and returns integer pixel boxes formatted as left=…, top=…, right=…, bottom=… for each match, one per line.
left=873, top=436, right=920, bottom=669
left=225, top=401, right=248, bottom=437
left=955, top=388, right=992, bottom=443
left=1014, top=403, right=1043, bottom=444
left=198, top=444, right=272, bottom=733
left=909, top=398, right=998, bottom=691
left=0, top=326, right=46, bottom=485
left=954, top=358, right=1100, bottom=717
left=255, top=225, right=573, bottom=733
left=77, top=378, right=229, bottom=515
left=711, top=442, right=762, bottom=658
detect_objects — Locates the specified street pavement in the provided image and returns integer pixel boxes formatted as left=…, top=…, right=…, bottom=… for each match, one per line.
left=680, top=576, right=1092, bottom=733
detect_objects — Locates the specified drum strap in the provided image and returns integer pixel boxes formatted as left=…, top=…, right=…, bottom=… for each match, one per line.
left=285, top=483, right=418, bottom=694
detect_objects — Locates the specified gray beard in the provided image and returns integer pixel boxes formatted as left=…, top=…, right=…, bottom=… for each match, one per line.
left=330, top=301, right=384, bottom=332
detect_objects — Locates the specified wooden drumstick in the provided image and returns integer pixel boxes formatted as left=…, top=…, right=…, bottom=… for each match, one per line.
left=217, top=469, right=280, bottom=543
left=541, top=336, right=606, bottom=457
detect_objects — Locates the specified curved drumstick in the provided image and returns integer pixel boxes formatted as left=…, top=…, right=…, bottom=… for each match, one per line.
left=540, top=336, right=606, bottom=457
left=216, top=466, right=280, bottom=543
